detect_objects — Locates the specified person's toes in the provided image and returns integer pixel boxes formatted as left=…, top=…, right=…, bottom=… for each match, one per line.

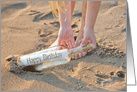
left=82, top=52, right=87, bottom=57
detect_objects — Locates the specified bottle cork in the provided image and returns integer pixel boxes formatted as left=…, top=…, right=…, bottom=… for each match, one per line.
left=82, top=43, right=95, bottom=52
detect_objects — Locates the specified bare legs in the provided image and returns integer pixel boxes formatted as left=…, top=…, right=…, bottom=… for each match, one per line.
left=72, top=1, right=87, bottom=59
left=73, top=1, right=101, bottom=59
left=81, top=1, right=101, bottom=46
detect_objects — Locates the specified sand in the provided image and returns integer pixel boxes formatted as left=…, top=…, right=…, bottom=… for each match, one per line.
left=1, top=1, right=126, bottom=91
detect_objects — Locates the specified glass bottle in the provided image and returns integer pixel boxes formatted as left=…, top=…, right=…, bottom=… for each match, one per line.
left=35, top=43, right=95, bottom=71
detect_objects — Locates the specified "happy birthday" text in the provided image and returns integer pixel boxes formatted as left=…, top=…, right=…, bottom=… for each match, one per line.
left=27, top=52, right=62, bottom=65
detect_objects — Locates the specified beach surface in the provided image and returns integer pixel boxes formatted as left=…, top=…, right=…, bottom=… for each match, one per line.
left=1, top=1, right=126, bottom=91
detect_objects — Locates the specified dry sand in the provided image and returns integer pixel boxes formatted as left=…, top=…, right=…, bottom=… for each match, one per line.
left=1, top=1, right=126, bottom=91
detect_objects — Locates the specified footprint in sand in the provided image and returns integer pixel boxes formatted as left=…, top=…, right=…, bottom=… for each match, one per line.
left=95, top=69, right=125, bottom=86
left=95, top=71, right=110, bottom=79
left=38, top=29, right=52, bottom=37
left=49, top=20, right=60, bottom=28
left=28, top=10, right=40, bottom=15
left=92, top=40, right=126, bottom=58
left=28, top=10, right=54, bottom=22
left=38, top=27, right=54, bottom=37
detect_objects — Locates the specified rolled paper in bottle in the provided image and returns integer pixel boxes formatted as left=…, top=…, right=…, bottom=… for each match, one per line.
left=70, top=43, right=95, bottom=56
left=19, top=49, right=69, bottom=66
left=18, top=46, right=60, bottom=66
left=5, top=46, right=61, bottom=73
left=35, top=44, right=95, bottom=71
left=82, top=43, right=95, bottom=52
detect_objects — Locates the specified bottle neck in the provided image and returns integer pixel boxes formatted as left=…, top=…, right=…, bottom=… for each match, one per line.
left=69, top=43, right=95, bottom=56
left=69, top=46, right=83, bottom=56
